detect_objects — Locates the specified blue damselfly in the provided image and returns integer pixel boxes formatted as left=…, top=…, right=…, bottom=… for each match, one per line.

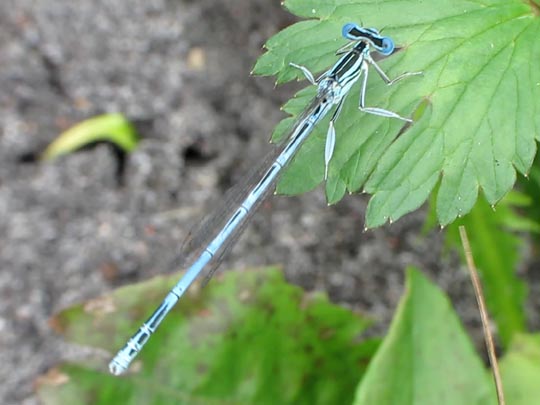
left=109, top=23, right=420, bottom=375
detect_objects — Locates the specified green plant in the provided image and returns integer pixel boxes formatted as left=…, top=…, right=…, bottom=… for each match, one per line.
left=38, top=267, right=540, bottom=404
left=39, top=268, right=378, bottom=404
left=40, top=0, right=540, bottom=403
left=254, top=0, right=540, bottom=229
left=42, top=113, right=139, bottom=160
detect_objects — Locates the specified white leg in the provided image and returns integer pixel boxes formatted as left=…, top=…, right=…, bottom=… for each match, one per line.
left=335, top=41, right=354, bottom=56
left=366, top=55, right=423, bottom=85
left=289, top=62, right=317, bottom=85
left=358, top=63, right=412, bottom=123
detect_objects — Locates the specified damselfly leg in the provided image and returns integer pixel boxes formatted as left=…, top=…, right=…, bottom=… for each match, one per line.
left=289, top=62, right=317, bottom=85
left=366, top=54, right=423, bottom=86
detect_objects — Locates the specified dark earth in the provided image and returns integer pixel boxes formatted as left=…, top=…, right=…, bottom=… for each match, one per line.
left=1, top=1, right=538, bottom=404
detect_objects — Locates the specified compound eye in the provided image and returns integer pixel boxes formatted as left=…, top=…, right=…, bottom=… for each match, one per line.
left=342, top=22, right=361, bottom=40
left=379, top=37, right=395, bottom=56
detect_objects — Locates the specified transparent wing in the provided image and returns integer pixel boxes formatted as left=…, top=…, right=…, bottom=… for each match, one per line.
left=179, top=87, right=332, bottom=283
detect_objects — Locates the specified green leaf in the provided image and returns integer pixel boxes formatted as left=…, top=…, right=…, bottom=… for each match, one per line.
left=518, top=153, right=540, bottom=237
left=254, top=0, right=540, bottom=227
left=39, top=267, right=378, bottom=404
left=493, top=190, right=540, bottom=233
left=42, top=113, right=139, bottom=160
left=499, top=333, right=540, bottom=405
left=354, top=268, right=495, bottom=405
left=443, top=192, right=533, bottom=347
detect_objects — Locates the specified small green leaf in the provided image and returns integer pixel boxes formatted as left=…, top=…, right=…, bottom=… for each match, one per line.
left=255, top=0, right=540, bottom=227
left=354, top=268, right=495, bottom=405
left=325, top=174, right=347, bottom=205
left=42, top=113, right=139, bottom=160
left=499, top=333, right=540, bottom=405
left=39, top=267, right=378, bottom=404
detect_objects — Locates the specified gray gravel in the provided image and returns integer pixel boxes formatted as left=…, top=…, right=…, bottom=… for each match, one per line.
left=0, top=1, right=536, bottom=404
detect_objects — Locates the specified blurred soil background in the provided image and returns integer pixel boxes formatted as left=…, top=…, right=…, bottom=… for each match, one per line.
left=0, top=1, right=538, bottom=404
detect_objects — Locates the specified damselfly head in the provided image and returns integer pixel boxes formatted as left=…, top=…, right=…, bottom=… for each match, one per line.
left=341, top=23, right=394, bottom=56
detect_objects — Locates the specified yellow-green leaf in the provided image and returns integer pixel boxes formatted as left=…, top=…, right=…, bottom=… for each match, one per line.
left=42, top=113, right=139, bottom=160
